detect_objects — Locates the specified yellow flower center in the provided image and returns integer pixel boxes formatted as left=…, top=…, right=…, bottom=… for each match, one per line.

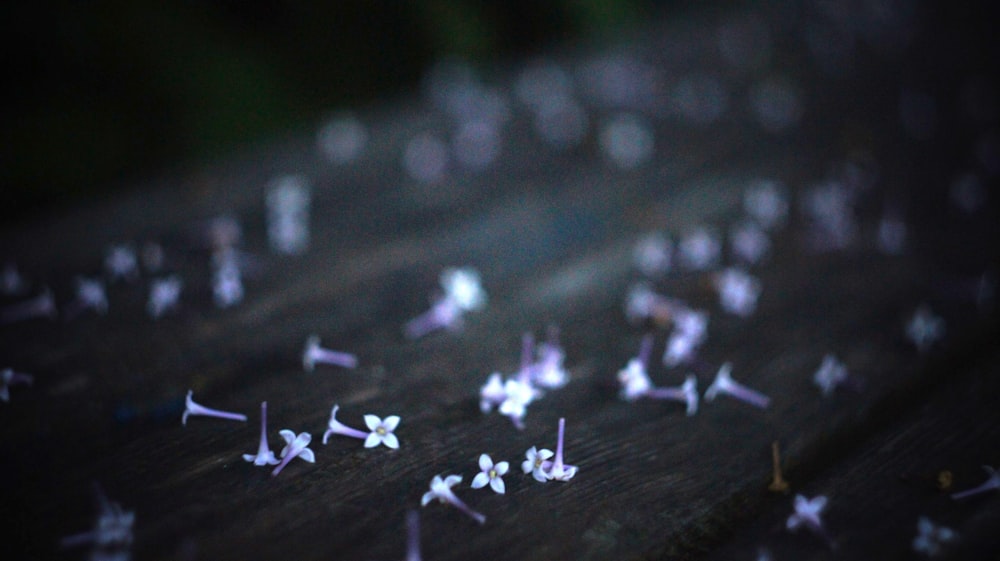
left=376, top=427, right=386, bottom=435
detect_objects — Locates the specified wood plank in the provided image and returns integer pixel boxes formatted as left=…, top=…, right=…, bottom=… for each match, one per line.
left=1, top=2, right=998, bottom=560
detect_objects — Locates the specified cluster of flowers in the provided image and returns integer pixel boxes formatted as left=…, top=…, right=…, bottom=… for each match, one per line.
left=781, top=464, right=1000, bottom=557
left=478, top=329, right=569, bottom=429
left=422, top=417, right=578, bottom=525
left=616, top=335, right=770, bottom=413
left=182, top=392, right=401, bottom=477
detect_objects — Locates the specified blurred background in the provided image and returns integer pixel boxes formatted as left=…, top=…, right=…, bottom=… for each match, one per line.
left=1, top=0, right=698, bottom=224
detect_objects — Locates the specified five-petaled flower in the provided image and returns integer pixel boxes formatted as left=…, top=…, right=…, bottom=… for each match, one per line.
left=471, top=454, right=509, bottom=494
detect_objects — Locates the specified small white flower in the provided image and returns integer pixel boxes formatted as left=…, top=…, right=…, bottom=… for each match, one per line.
left=266, top=175, right=311, bottom=255
left=363, top=414, right=401, bottom=449
left=479, top=372, right=506, bottom=413
left=211, top=248, right=244, bottom=308
left=677, top=227, right=721, bottom=271
left=498, top=378, right=536, bottom=429
left=729, top=221, right=771, bottom=264
left=544, top=417, right=578, bottom=481
left=404, top=267, right=486, bottom=339
left=713, top=268, right=761, bottom=317
left=786, top=494, right=835, bottom=547
left=272, top=430, right=315, bottom=477
left=617, top=358, right=653, bottom=401
left=471, top=454, right=509, bottom=494
left=531, top=328, right=569, bottom=389
left=813, top=354, right=848, bottom=397
left=243, top=402, right=280, bottom=466
left=913, top=516, right=956, bottom=556
left=633, top=232, right=672, bottom=276
left=704, top=363, right=770, bottom=409
left=441, top=267, right=486, bottom=312
left=147, top=276, right=182, bottom=319
left=70, top=277, right=109, bottom=317
left=521, top=446, right=554, bottom=483
left=421, top=474, right=485, bottom=524
left=663, top=308, right=708, bottom=367
left=743, top=179, right=788, bottom=231
left=786, top=494, right=826, bottom=532
left=105, top=244, right=139, bottom=283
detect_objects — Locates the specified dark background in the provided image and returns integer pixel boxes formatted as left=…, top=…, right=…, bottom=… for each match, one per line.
left=1, top=0, right=702, bottom=224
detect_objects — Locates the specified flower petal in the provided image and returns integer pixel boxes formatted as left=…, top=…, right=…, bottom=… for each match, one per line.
left=479, top=454, right=493, bottom=471
left=242, top=454, right=256, bottom=462
left=444, top=474, right=463, bottom=487
left=279, top=429, right=296, bottom=444
left=421, top=491, right=435, bottom=506
left=382, top=433, right=399, bottom=449
left=490, top=476, right=506, bottom=494
left=521, top=459, right=533, bottom=474
left=382, top=415, right=401, bottom=431
left=364, top=432, right=382, bottom=448
left=494, top=461, right=509, bottom=476
left=298, top=448, right=315, bottom=463
left=538, top=448, right=554, bottom=460
left=471, top=472, right=490, bottom=489
left=364, top=414, right=381, bottom=431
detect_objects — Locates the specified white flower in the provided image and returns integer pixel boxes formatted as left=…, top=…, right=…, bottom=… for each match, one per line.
left=522, top=446, right=554, bottom=483
left=544, top=417, right=578, bottom=482
left=714, top=268, right=761, bottom=317
left=147, top=276, right=183, bottom=319
left=479, top=372, right=506, bottom=413
left=813, top=354, right=848, bottom=397
left=243, top=401, right=279, bottom=466
left=617, top=358, right=652, bottom=401
left=532, top=332, right=569, bottom=389
left=271, top=430, right=315, bottom=477
left=913, top=516, right=956, bottom=556
left=421, top=474, right=485, bottom=524
left=498, top=378, right=537, bottom=429
left=441, top=267, right=486, bottom=311
left=677, top=227, right=720, bottom=271
left=786, top=494, right=827, bottom=532
left=363, top=414, right=401, bottom=449
left=471, top=454, right=509, bottom=494
left=422, top=474, right=463, bottom=506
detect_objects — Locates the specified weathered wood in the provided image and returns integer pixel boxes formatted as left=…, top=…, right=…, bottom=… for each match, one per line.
left=2, top=2, right=998, bottom=560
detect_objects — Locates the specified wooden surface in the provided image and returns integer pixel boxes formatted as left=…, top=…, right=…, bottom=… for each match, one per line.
left=2, top=2, right=999, bottom=560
